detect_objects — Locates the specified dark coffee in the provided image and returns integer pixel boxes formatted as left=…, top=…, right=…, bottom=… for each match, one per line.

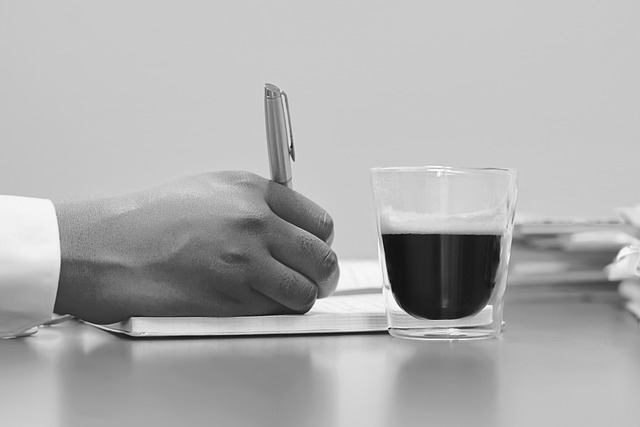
left=382, top=233, right=501, bottom=320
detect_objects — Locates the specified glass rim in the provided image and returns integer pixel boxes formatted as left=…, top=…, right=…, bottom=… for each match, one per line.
left=369, top=165, right=517, bottom=175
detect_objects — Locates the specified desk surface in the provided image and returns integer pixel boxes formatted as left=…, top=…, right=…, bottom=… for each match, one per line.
left=2, top=285, right=640, bottom=427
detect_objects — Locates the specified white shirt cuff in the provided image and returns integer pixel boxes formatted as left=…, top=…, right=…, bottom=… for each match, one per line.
left=0, top=196, right=61, bottom=338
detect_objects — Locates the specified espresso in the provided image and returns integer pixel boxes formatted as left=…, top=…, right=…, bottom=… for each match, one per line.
left=382, top=233, right=501, bottom=320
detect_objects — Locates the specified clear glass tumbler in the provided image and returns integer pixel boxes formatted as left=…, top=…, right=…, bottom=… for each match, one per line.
left=370, top=166, right=518, bottom=340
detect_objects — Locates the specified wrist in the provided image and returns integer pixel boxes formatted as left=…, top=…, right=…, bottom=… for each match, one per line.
left=52, top=197, right=129, bottom=321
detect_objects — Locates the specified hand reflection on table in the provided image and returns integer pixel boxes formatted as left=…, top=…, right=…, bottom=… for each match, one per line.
left=52, top=322, right=333, bottom=427
left=385, top=339, right=500, bottom=426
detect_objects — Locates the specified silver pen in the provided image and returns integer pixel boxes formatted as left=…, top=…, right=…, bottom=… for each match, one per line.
left=264, top=83, right=295, bottom=188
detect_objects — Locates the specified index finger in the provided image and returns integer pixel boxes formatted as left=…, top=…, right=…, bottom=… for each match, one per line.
left=265, top=181, right=334, bottom=243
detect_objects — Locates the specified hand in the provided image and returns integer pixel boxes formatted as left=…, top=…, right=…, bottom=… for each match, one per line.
left=53, top=171, right=339, bottom=324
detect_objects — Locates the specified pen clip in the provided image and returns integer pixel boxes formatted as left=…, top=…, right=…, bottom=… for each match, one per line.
left=281, top=90, right=295, bottom=162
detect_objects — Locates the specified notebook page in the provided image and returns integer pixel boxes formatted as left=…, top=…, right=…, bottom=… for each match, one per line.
left=336, top=259, right=383, bottom=295
left=311, top=292, right=385, bottom=314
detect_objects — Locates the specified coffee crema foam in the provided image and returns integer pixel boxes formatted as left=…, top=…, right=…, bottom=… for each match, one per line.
left=379, top=209, right=504, bottom=235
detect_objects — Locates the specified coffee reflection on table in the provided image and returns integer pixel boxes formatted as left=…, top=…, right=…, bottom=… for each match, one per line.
left=385, top=339, right=500, bottom=426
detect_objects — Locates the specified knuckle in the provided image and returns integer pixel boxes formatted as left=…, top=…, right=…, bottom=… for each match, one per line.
left=297, top=233, right=314, bottom=254
left=316, top=247, right=339, bottom=298
left=279, top=274, right=317, bottom=313
left=320, top=247, right=338, bottom=279
left=214, top=248, right=262, bottom=291
left=219, top=245, right=253, bottom=267
left=236, top=206, right=270, bottom=234
left=317, top=210, right=334, bottom=241
left=279, top=275, right=297, bottom=302
left=231, top=170, right=263, bottom=189
left=297, top=285, right=318, bottom=313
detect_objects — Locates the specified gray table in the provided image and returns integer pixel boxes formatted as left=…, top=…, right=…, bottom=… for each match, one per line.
left=2, top=284, right=639, bottom=427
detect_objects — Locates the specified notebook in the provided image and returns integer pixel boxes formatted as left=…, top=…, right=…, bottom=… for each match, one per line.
left=89, top=293, right=388, bottom=337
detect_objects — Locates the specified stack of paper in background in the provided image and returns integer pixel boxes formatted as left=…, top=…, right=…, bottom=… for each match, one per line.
left=509, top=215, right=637, bottom=286
left=605, top=206, right=640, bottom=319
left=335, top=210, right=640, bottom=296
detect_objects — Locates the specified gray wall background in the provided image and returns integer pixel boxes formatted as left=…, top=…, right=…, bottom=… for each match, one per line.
left=1, top=1, right=638, bottom=259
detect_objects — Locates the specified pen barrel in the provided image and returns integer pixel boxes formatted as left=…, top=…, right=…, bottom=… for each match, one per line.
left=265, top=96, right=292, bottom=186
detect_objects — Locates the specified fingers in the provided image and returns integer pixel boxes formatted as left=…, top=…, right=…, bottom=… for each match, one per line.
left=265, top=181, right=335, bottom=243
left=251, top=260, right=320, bottom=313
left=267, top=218, right=340, bottom=299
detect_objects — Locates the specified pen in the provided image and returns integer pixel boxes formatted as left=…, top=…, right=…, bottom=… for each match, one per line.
left=264, top=83, right=295, bottom=188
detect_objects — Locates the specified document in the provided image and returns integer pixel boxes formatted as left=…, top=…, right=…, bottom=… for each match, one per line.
left=604, top=205, right=640, bottom=321
left=510, top=216, right=633, bottom=286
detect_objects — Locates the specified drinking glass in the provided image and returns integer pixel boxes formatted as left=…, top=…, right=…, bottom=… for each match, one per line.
left=370, top=166, right=518, bottom=340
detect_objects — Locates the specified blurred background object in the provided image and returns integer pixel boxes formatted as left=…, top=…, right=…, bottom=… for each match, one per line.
left=1, top=0, right=638, bottom=259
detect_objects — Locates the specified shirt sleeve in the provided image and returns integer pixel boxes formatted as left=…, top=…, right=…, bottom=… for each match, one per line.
left=0, top=195, right=61, bottom=338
